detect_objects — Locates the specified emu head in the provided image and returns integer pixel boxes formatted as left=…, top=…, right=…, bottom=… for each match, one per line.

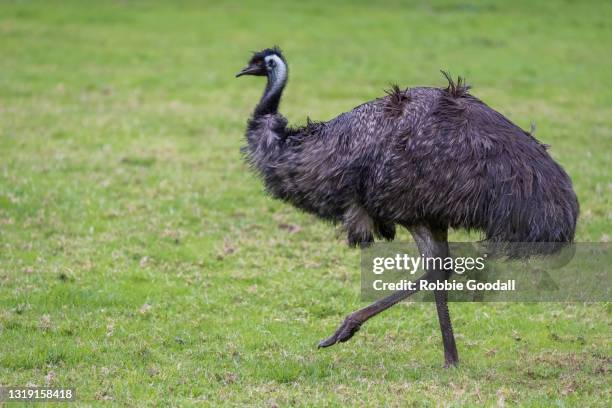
left=236, top=46, right=287, bottom=80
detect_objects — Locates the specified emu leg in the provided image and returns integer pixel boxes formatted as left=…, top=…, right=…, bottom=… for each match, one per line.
left=318, top=224, right=460, bottom=367
left=318, top=224, right=441, bottom=348
left=317, top=275, right=429, bottom=348
left=411, top=225, right=459, bottom=367
left=435, top=289, right=459, bottom=367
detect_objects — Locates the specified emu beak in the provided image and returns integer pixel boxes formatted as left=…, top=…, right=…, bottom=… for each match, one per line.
left=236, top=64, right=264, bottom=77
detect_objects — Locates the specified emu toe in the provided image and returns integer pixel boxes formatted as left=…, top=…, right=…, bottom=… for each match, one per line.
left=318, top=316, right=362, bottom=348
left=444, top=361, right=459, bottom=369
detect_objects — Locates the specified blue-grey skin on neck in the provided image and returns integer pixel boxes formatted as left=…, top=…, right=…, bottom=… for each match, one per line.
left=255, top=55, right=287, bottom=117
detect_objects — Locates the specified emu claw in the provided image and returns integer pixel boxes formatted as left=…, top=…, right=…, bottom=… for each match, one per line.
left=318, top=316, right=362, bottom=348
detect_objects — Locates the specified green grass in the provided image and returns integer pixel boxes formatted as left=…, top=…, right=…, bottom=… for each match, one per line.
left=1, top=0, right=611, bottom=405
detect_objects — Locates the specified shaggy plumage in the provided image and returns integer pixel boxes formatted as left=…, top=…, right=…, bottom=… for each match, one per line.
left=241, top=49, right=579, bottom=251
left=237, top=46, right=580, bottom=366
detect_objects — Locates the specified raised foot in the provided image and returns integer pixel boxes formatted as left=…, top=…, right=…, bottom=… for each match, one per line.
left=318, top=316, right=362, bottom=348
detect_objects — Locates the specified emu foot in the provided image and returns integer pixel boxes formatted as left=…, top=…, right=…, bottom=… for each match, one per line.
left=443, top=357, right=459, bottom=368
left=318, top=316, right=362, bottom=348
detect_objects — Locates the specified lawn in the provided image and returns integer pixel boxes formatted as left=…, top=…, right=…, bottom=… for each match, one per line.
left=0, top=0, right=611, bottom=405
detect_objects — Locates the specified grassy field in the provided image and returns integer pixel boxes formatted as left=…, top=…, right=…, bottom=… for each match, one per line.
left=1, top=0, right=611, bottom=405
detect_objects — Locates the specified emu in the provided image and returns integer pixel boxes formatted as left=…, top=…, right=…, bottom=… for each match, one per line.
left=236, top=47, right=578, bottom=367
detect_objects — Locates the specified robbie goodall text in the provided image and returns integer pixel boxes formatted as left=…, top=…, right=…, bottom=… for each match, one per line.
left=372, top=278, right=515, bottom=292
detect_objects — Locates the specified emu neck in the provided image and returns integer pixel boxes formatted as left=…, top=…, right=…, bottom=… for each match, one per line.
left=254, top=61, right=287, bottom=117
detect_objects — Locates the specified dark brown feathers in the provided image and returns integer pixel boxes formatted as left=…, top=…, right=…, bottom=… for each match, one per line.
left=249, top=46, right=285, bottom=64
left=441, top=70, right=471, bottom=98
left=383, top=84, right=410, bottom=117
left=243, top=63, right=579, bottom=250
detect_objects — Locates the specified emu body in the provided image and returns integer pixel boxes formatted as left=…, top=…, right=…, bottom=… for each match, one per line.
left=237, top=47, right=579, bottom=366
